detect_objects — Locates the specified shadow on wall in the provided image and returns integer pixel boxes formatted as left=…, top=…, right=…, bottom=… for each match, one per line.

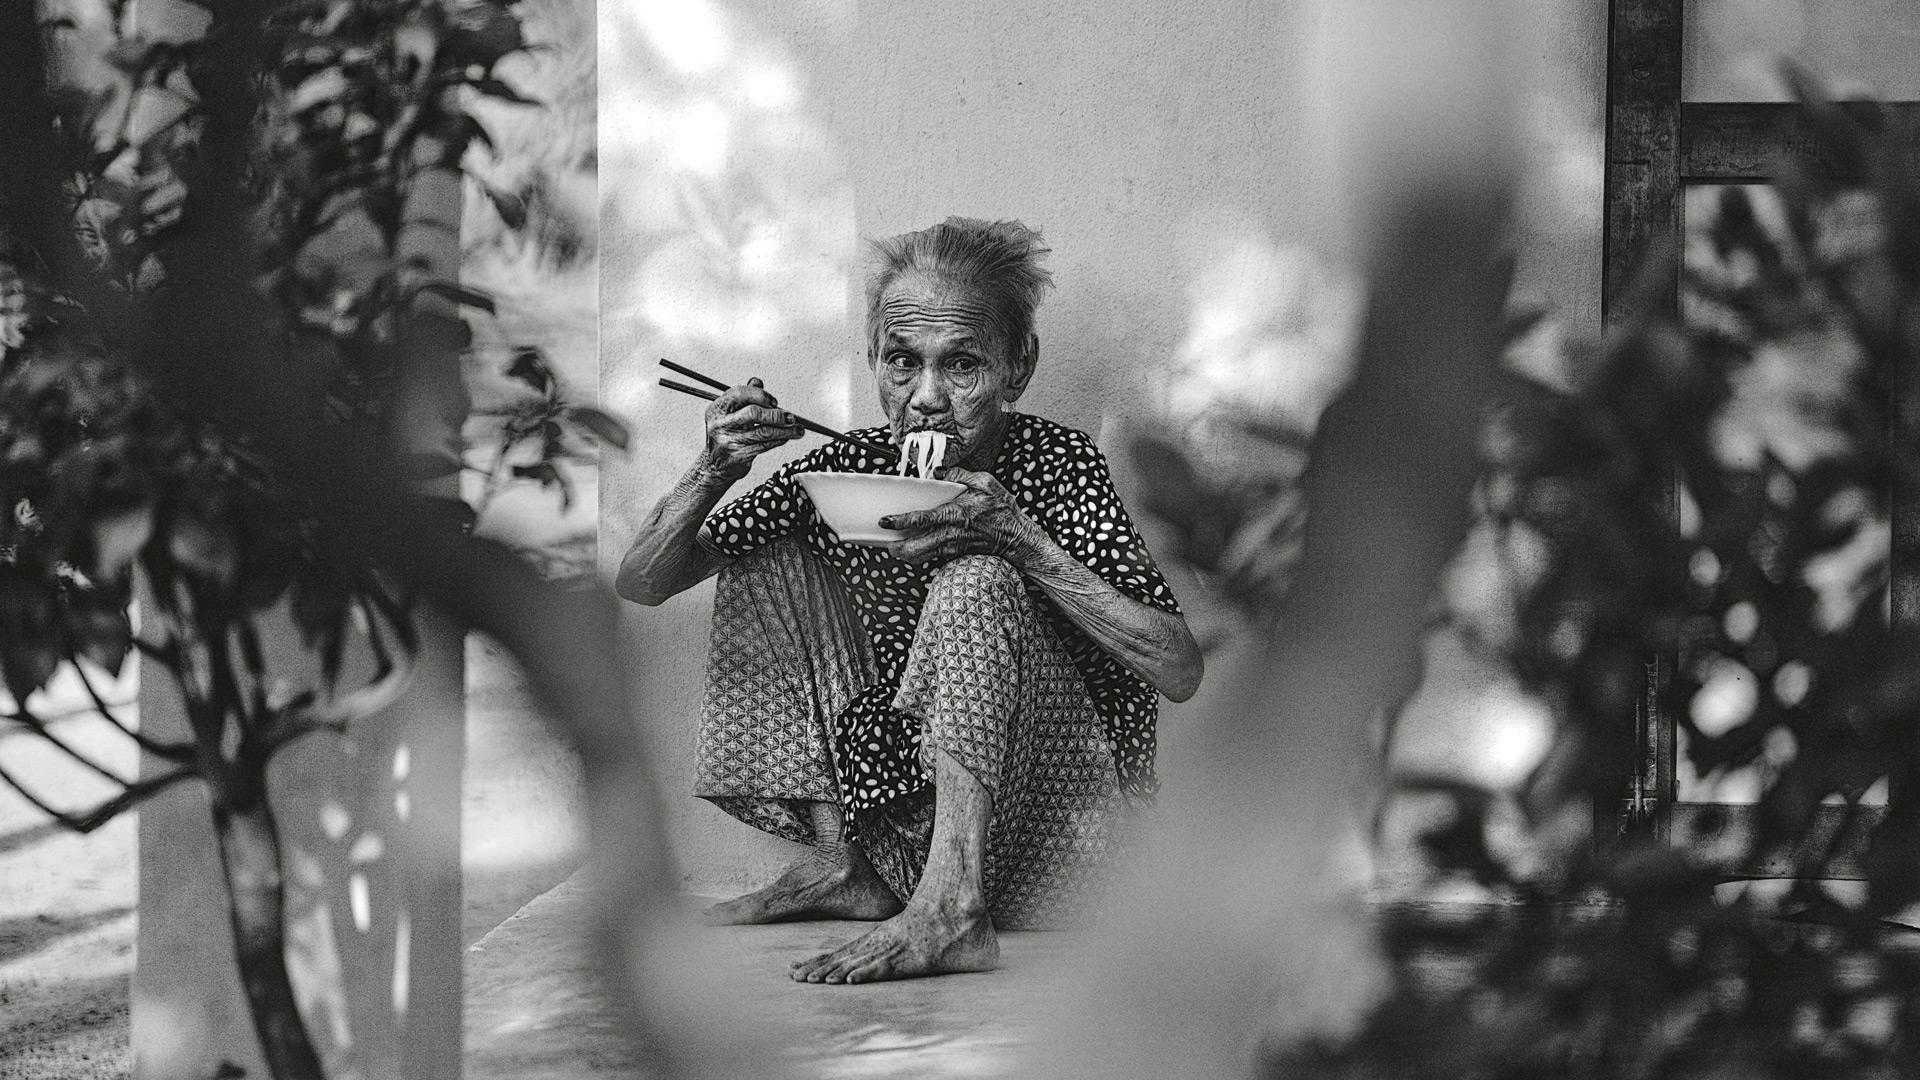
left=462, top=0, right=603, bottom=577
left=599, top=0, right=858, bottom=429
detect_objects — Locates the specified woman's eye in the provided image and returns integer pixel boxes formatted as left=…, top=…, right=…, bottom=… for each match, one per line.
left=949, top=356, right=979, bottom=374
left=885, top=353, right=915, bottom=370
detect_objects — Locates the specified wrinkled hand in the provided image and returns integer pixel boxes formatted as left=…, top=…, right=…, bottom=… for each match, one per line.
left=879, top=468, right=1041, bottom=566
left=701, top=377, right=801, bottom=479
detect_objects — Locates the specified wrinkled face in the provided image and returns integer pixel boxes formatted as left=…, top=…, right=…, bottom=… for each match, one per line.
left=869, top=271, right=1035, bottom=470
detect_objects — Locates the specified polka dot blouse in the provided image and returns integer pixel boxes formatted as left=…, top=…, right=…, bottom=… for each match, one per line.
left=698, top=412, right=1182, bottom=817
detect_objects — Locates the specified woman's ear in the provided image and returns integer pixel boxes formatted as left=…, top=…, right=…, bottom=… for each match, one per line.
left=1005, top=333, right=1038, bottom=402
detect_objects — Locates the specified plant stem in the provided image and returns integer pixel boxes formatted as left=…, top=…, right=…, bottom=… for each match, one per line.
left=212, top=798, right=327, bottom=1080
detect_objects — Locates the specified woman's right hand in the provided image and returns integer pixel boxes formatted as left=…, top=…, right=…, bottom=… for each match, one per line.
left=700, top=377, right=803, bottom=479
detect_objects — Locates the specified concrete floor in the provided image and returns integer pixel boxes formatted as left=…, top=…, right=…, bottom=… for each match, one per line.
left=465, top=876, right=1085, bottom=1080
left=0, top=667, right=140, bottom=1080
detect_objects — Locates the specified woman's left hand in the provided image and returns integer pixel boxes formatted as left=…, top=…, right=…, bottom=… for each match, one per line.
left=879, top=468, right=1042, bottom=566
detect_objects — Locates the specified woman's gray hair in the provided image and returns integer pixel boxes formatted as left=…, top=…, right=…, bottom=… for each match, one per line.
left=864, top=217, right=1054, bottom=358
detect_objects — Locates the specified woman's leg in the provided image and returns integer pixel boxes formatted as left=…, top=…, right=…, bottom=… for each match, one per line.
left=702, top=798, right=900, bottom=925
left=790, top=555, right=1122, bottom=982
left=789, top=748, right=998, bottom=982
left=694, top=537, right=900, bottom=924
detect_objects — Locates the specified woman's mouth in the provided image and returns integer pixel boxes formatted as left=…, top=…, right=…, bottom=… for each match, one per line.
left=899, top=425, right=961, bottom=445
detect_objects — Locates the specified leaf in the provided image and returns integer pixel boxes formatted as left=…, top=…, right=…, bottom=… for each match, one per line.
left=505, top=347, right=552, bottom=394
left=443, top=5, right=527, bottom=67
left=462, top=116, right=496, bottom=154
left=510, top=461, right=561, bottom=487
left=234, top=549, right=297, bottom=612
left=481, top=182, right=527, bottom=229
left=288, top=66, right=353, bottom=113
left=1407, top=785, right=1507, bottom=885
left=105, top=37, right=163, bottom=73
left=0, top=642, right=60, bottom=699
left=566, top=405, right=630, bottom=450
left=468, top=77, right=540, bottom=107
left=91, top=506, right=154, bottom=582
left=291, top=577, right=350, bottom=683
left=70, top=602, right=133, bottom=676
left=412, top=281, right=495, bottom=313
left=165, top=513, right=238, bottom=589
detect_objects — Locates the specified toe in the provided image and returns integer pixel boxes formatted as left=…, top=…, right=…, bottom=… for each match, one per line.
left=843, top=958, right=885, bottom=984
left=799, top=951, right=842, bottom=983
left=843, top=944, right=906, bottom=984
left=789, top=950, right=833, bottom=980
left=821, top=943, right=879, bottom=984
left=816, top=952, right=855, bottom=983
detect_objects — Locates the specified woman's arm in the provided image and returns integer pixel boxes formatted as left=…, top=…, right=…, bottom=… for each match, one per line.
left=880, top=469, right=1204, bottom=701
left=614, top=460, right=736, bottom=605
left=1011, top=527, right=1204, bottom=701
left=615, top=378, right=801, bottom=606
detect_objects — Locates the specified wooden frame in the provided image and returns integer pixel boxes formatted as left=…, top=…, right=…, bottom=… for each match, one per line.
left=1602, top=0, right=1920, bottom=875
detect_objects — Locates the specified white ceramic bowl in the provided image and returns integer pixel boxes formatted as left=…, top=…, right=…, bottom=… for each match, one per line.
left=794, top=472, right=965, bottom=545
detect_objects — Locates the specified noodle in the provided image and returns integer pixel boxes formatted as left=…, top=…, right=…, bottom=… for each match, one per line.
left=899, top=431, right=948, bottom=479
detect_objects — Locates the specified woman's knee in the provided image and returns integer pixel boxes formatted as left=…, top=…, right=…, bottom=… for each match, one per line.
left=922, top=555, right=1025, bottom=621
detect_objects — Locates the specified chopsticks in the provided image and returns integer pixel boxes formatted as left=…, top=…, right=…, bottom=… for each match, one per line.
left=656, top=358, right=898, bottom=460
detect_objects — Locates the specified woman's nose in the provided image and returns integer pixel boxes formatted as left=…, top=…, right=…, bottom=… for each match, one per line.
left=908, top=369, right=948, bottom=414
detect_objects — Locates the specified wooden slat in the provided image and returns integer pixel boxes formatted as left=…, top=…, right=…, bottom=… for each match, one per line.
left=1681, top=101, right=1920, bottom=183
left=1670, top=802, right=1889, bottom=878
left=1603, top=0, right=1684, bottom=329
left=1602, top=0, right=1684, bottom=849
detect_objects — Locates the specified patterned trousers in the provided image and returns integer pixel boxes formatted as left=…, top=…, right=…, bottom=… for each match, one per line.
left=694, top=538, right=1127, bottom=929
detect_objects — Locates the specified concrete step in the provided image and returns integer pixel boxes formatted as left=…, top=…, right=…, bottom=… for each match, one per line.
left=464, top=875, right=1087, bottom=1080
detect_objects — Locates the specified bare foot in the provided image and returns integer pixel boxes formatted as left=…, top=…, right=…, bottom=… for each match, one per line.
left=702, top=845, right=902, bottom=926
left=788, top=897, right=998, bottom=983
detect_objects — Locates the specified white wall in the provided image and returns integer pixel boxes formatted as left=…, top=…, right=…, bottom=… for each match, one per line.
left=1685, top=0, right=1920, bottom=101
left=600, top=0, right=1608, bottom=895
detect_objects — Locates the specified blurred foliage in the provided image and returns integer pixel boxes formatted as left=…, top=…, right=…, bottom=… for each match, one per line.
left=253, top=0, right=539, bottom=428
left=1, top=1, right=620, bottom=1076
left=1131, top=415, right=1312, bottom=629
left=468, top=343, right=627, bottom=516
left=1259, top=72, right=1920, bottom=1080
left=0, top=276, right=413, bottom=815
left=1, top=0, right=621, bottom=814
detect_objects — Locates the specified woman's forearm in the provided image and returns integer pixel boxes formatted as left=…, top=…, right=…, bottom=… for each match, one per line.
left=615, top=459, right=738, bottom=605
left=1013, top=525, right=1204, bottom=702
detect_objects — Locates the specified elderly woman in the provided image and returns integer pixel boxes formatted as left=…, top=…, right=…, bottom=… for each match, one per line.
left=617, top=218, right=1201, bottom=984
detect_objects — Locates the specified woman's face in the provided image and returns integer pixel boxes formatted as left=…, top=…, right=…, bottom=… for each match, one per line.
left=869, top=271, right=1035, bottom=470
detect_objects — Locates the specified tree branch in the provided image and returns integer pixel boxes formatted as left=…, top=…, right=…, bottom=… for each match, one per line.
left=205, top=607, right=254, bottom=740
left=0, top=755, right=197, bottom=834
left=71, top=658, right=197, bottom=764
left=1, top=703, right=139, bottom=788
left=262, top=593, right=416, bottom=756
left=235, top=616, right=269, bottom=721
left=133, top=635, right=178, bottom=665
